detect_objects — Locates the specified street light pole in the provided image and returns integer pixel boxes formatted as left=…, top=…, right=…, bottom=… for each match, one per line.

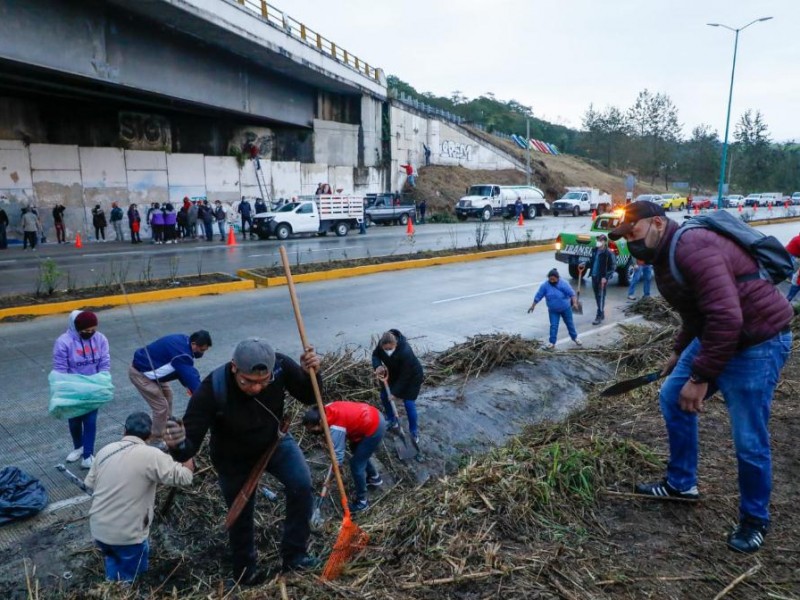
left=708, top=17, right=772, bottom=209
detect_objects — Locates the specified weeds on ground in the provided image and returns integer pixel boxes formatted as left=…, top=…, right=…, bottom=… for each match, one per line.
left=474, top=221, right=490, bottom=250
left=35, top=258, right=62, bottom=297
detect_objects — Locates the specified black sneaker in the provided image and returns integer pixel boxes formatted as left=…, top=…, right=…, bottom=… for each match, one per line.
left=282, top=554, right=321, bottom=573
left=634, top=479, right=700, bottom=500
left=727, top=520, right=768, bottom=554
left=366, top=474, right=383, bottom=488
left=349, top=499, right=369, bottom=513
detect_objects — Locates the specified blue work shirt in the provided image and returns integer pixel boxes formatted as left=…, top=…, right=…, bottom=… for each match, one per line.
left=533, top=279, right=575, bottom=313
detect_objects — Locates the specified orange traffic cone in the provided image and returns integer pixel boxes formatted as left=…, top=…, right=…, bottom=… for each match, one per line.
left=753, top=204, right=758, bottom=213
left=406, top=217, right=414, bottom=236
left=591, top=209, right=597, bottom=220
left=74, top=233, right=82, bottom=249
left=768, top=203, right=773, bottom=214
left=226, top=226, right=237, bottom=246
left=517, top=212, right=524, bottom=226
left=693, top=206, right=699, bottom=215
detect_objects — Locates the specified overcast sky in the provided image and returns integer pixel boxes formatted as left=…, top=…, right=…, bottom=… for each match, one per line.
left=280, top=0, right=800, bottom=142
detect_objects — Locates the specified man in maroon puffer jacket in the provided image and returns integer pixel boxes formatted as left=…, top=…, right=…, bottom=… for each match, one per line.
left=610, top=201, right=793, bottom=554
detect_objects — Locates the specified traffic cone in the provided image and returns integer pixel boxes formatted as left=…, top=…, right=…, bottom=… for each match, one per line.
left=738, top=204, right=743, bottom=213
left=226, top=226, right=237, bottom=246
left=517, top=212, right=524, bottom=226
left=694, top=206, right=699, bottom=215
left=753, top=204, right=758, bottom=213
left=591, top=209, right=597, bottom=220
left=768, top=203, right=773, bottom=214
left=406, top=217, right=414, bottom=236
left=74, top=233, right=82, bottom=249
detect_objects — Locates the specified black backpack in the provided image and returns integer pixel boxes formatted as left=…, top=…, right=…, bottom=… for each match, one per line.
left=669, top=211, right=794, bottom=286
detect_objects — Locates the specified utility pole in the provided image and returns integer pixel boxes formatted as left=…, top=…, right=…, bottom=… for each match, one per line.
left=526, top=119, right=531, bottom=186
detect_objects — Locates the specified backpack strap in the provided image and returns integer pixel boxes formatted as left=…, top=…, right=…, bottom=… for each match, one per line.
left=211, top=365, right=228, bottom=417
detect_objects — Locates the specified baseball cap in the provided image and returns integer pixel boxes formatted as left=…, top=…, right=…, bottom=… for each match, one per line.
left=232, top=338, right=276, bottom=374
left=608, top=201, right=667, bottom=240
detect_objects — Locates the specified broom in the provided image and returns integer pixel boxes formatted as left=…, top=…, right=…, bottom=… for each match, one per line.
left=279, top=246, right=369, bottom=581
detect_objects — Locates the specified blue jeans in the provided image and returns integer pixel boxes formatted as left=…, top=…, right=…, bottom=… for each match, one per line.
left=628, top=265, right=652, bottom=297
left=787, top=285, right=800, bottom=302
left=217, top=433, right=312, bottom=577
left=217, top=221, right=226, bottom=239
left=350, top=415, right=386, bottom=501
left=203, top=221, right=214, bottom=241
left=591, top=279, right=607, bottom=319
left=548, top=308, right=578, bottom=344
left=380, top=388, right=419, bottom=437
left=659, top=331, right=792, bottom=525
left=96, top=539, right=149, bottom=582
left=68, top=409, right=97, bottom=458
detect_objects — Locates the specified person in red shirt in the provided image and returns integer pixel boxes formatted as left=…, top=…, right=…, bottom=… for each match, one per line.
left=785, top=234, right=800, bottom=301
left=302, top=401, right=385, bottom=512
left=399, top=163, right=416, bottom=188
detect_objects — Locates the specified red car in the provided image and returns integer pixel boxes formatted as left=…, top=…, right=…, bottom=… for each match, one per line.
left=690, top=196, right=713, bottom=209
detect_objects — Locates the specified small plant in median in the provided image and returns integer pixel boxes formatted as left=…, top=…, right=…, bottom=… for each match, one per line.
left=474, top=221, right=490, bottom=250
left=35, top=258, right=62, bottom=297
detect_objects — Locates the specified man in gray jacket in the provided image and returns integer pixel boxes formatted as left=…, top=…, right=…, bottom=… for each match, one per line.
left=85, top=412, right=193, bottom=582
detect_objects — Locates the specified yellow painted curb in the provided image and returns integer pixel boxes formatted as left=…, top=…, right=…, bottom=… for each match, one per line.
left=0, top=277, right=255, bottom=320
left=239, top=243, right=555, bottom=287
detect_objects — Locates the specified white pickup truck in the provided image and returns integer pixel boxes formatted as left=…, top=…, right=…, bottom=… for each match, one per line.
left=253, top=195, right=363, bottom=240
left=551, top=187, right=612, bottom=217
left=455, top=184, right=548, bottom=221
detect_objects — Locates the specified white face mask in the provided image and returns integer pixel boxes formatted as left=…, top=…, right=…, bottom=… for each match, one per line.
left=384, top=348, right=395, bottom=357
left=596, top=241, right=605, bottom=248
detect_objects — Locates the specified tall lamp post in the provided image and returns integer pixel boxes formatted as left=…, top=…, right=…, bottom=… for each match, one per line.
left=708, top=17, right=772, bottom=209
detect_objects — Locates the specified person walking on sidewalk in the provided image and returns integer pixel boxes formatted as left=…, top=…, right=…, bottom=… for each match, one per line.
left=627, top=259, right=653, bottom=300
left=52, top=203, right=66, bottom=243
left=609, top=200, right=793, bottom=554
left=528, top=268, right=581, bottom=350
left=85, top=412, right=194, bottom=582
left=110, top=202, right=124, bottom=242
left=129, top=331, right=212, bottom=446
left=92, top=205, right=107, bottom=242
left=588, top=233, right=616, bottom=325
left=21, top=207, right=39, bottom=250
left=53, top=310, right=111, bottom=470
left=302, top=401, right=386, bottom=513
left=165, top=339, right=323, bottom=584
left=127, top=203, right=141, bottom=244
left=371, top=329, right=424, bottom=443
left=0, top=206, right=8, bottom=249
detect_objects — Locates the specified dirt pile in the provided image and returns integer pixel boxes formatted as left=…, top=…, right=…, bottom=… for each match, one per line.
left=3, top=312, right=800, bottom=599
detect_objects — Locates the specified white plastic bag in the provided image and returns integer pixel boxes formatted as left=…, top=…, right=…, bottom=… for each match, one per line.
left=48, top=371, right=114, bottom=420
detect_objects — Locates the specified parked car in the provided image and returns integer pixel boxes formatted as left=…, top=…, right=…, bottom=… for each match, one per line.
left=744, top=193, right=762, bottom=207
left=365, top=193, right=416, bottom=225
left=725, top=194, right=745, bottom=207
left=758, top=192, right=783, bottom=207
left=658, top=193, right=688, bottom=211
left=791, top=192, right=800, bottom=205
left=690, top=196, right=713, bottom=209
left=633, top=194, right=661, bottom=203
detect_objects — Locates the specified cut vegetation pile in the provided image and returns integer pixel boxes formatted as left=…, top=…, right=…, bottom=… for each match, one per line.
left=4, top=304, right=800, bottom=599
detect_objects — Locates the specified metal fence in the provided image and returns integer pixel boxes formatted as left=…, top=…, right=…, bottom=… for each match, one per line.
left=234, top=0, right=380, bottom=81
left=389, top=89, right=465, bottom=125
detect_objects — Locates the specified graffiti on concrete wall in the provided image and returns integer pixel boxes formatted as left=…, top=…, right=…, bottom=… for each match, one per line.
left=440, top=140, right=472, bottom=161
left=119, top=112, right=172, bottom=150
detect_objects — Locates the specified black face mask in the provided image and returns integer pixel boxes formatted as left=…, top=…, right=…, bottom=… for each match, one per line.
left=627, top=222, right=658, bottom=264
left=549, top=279, right=559, bottom=286
left=193, top=351, right=204, bottom=359
left=79, top=331, right=95, bottom=340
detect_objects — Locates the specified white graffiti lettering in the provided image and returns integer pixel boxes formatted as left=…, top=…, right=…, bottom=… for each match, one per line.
left=440, top=140, right=472, bottom=161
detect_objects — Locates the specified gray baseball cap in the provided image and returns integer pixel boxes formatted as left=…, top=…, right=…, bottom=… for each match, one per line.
left=232, top=338, right=276, bottom=374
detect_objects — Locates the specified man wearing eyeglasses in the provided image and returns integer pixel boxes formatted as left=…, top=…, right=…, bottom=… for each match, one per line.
left=165, top=338, right=322, bottom=585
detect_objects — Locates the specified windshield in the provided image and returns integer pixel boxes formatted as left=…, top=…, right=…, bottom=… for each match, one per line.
left=277, top=202, right=300, bottom=212
left=562, top=192, right=582, bottom=200
left=467, top=186, right=493, bottom=197
left=594, top=217, right=620, bottom=231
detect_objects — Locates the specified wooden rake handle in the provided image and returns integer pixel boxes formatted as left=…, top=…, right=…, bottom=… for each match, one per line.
left=279, top=246, right=352, bottom=520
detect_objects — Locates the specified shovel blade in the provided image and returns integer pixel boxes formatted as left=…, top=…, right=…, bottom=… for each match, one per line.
left=574, top=300, right=583, bottom=315
left=393, top=435, right=417, bottom=460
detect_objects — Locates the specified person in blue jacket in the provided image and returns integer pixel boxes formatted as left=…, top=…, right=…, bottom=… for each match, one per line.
left=528, top=268, right=582, bottom=350
left=128, top=330, right=212, bottom=445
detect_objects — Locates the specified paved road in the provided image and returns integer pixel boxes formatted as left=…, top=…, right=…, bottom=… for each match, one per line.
left=3, top=207, right=792, bottom=297
left=0, top=249, right=645, bottom=513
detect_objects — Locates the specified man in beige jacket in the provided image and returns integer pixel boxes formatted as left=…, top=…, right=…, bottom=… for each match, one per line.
left=84, top=412, right=193, bottom=582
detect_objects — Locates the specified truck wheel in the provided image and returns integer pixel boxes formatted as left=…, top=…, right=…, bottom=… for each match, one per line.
left=275, top=223, right=291, bottom=240
left=572, top=206, right=580, bottom=217
left=399, top=213, right=409, bottom=226
left=334, top=221, right=349, bottom=237
left=553, top=210, right=560, bottom=217
left=456, top=214, right=468, bottom=222
left=617, top=263, right=635, bottom=286
left=526, top=205, right=537, bottom=219
left=568, top=264, right=580, bottom=279
left=481, top=207, right=492, bottom=221
left=678, top=203, right=685, bottom=211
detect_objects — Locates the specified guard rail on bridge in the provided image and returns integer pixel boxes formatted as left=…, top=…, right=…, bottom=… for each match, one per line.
left=235, top=0, right=381, bottom=82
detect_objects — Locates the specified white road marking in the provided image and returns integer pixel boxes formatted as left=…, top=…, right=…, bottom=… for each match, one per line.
left=433, top=283, right=535, bottom=304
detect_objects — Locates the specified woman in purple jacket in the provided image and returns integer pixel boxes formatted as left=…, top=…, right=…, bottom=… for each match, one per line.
left=52, top=310, right=111, bottom=469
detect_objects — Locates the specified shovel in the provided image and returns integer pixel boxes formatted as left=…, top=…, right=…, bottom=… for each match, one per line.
left=310, top=466, right=333, bottom=530
left=573, top=263, right=585, bottom=315
left=380, top=377, right=418, bottom=461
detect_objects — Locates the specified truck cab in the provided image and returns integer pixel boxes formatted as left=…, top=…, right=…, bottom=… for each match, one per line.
left=551, top=187, right=612, bottom=217
left=554, top=212, right=634, bottom=284
left=455, top=184, right=503, bottom=221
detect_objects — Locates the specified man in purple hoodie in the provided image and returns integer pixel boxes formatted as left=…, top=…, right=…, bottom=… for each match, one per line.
left=52, top=310, right=111, bottom=469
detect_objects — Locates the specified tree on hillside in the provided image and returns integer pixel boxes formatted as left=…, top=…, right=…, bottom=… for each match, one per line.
left=581, top=104, right=632, bottom=169
left=626, top=89, right=682, bottom=187
left=733, top=109, right=772, bottom=191
left=680, top=124, right=720, bottom=192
